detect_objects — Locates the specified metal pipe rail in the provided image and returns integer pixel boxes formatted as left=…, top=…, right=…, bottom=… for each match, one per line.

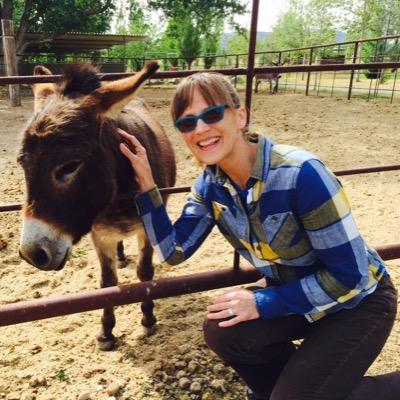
left=2, top=164, right=400, bottom=213
left=0, top=244, right=399, bottom=327
left=2, top=62, right=400, bottom=85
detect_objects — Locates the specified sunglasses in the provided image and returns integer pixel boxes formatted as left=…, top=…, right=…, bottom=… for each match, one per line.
left=175, top=104, right=228, bottom=133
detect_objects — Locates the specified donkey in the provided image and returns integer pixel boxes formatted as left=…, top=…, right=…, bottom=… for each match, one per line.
left=254, top=62, right=283, bottom=94
left=17, top=62, right=176, bottom=350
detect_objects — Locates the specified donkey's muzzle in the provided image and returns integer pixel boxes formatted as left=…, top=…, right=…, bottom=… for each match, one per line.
left=19, top=217, right=72, bottom=271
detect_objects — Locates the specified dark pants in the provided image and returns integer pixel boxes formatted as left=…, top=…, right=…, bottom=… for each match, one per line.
left=203, top=276, right=398, bottom=400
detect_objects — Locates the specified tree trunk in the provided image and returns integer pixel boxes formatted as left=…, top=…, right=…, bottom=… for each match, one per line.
left=1, top=19, right=21, bottom=106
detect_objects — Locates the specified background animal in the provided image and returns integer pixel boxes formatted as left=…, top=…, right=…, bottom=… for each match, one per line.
left=254, top=62, right=284, bottom=94
left=17, top=62, right=176, bottom=350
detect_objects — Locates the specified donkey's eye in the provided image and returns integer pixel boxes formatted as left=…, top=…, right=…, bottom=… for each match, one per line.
left=54, top=161, right=82, bottom=181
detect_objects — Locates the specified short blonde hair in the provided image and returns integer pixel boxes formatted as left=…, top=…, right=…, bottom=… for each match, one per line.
left=171, top=72, right=241, bottom=122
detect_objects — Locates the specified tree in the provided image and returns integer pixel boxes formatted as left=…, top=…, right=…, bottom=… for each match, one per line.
left=148, top=0, right=246, bottom=32
left=202, top=17, right=223, bottom=69
left=0, top=0, right=116, bottom=55
left=148, top=0, right=246, bottom=68
left=265, top=0, right=337, bottom=55
left=109, top=0, right=154, bottom=70
left=316, top=0, right=400, bottom=79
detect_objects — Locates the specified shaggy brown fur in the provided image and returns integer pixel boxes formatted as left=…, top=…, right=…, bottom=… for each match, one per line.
left=18, top=62, right=176, bottom=350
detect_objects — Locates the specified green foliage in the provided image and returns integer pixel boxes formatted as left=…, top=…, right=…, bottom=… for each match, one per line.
left=148, top=0, right=246, bottom=69
left=54, top=367, right=69, bottom=382
left=108, top=0, right=155, bottom=70
left=5, top=0, right=116, bottom=54
left=148, top=0, right=246, bottom=32
left=13, top=0, right=115, bottom=33
left=264, top=0, right=337, bottom=58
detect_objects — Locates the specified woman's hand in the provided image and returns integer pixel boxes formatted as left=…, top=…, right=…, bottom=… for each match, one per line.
left=117, top=128, right=156, bottom=193
left=207, top=288, right=260, bottom=328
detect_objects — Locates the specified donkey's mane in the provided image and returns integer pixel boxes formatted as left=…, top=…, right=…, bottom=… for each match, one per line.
left=62, top=64, right=102, bottom=98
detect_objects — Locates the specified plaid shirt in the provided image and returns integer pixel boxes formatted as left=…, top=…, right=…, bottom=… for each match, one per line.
left=136, top=133, right=387, bottom=322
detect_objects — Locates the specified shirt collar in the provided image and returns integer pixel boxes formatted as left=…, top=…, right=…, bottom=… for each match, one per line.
left=209, top=131, right=271, bottom=186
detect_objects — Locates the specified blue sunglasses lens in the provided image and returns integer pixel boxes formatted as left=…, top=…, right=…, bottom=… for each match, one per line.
left=175, top=105, right=227, bottom=133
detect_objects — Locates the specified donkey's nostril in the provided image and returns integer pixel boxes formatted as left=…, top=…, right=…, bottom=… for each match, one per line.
left=32, top=247, right=50, bottom=268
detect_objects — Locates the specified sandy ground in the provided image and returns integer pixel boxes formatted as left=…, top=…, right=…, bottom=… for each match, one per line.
left=0, top=88, right=399, bottom=400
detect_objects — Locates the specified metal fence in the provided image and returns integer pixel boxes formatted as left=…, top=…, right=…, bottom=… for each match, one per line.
left=0, top=0, right=399, bottom=326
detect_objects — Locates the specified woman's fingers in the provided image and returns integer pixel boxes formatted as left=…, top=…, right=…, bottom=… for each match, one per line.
left=207, top=309, right=236, bottom=320
left=119, top=142, right=136, bottom=161
left=116, top=128, right=146, bottom=154
left=207, top=301, right=233, bottom=313
left=211, top=290, right=238, bottom=305
left=206, top=289, right=260, bottom=327
left=218, top=316, right=242, bottom=328
left=116, top=129, right=156, bottom=192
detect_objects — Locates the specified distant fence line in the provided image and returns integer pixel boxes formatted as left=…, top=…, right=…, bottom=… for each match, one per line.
left=2, top=61, right=400, bottom=103
left=2, top=33, right=400, bottom=102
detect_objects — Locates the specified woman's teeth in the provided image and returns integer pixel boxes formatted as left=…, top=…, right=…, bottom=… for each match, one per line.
left=198, top=138, right=219, bottom=148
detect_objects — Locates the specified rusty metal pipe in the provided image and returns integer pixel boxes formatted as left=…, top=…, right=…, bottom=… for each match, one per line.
left=335, top=164, right=400, bottom=176
left=0, top=265, right=261, bottom=327
left=3, top=62, right=400, bottom=85
left=245, top=0, right=259, bottom=119
left=0, top=244, right=399, bottom=327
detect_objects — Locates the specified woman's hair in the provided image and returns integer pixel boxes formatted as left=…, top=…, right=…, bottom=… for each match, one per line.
left=171, top=72, right=241, bottom=122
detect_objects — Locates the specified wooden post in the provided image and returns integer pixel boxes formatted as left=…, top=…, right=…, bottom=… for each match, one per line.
left=1, top=19, right=21, bottom=106
left=305, top=47, right=314, bottom=96
left=347, top=41, right=359, bottom=100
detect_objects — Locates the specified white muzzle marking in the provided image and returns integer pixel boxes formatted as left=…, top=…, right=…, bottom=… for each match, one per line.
left=19, top=218, right=73, bottom=271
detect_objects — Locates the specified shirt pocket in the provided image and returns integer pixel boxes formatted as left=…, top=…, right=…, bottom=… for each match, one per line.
left=262, top=212, right=300, bottom=251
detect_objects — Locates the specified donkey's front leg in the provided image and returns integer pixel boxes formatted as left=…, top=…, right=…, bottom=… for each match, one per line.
left=91, top=230, right=119, bottom=351
left=137, top=228, right=156, bottom=335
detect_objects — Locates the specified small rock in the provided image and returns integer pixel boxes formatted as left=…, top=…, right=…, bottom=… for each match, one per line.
left=178, top=344, right=191, bottom=355
left=178, top=377, right=191, bottom=389
left=187, top=361, right=198, bottom=373
left=0, top=238, right=7, bottom=251
left=106, top=382, right=121, bottom=396
left=175, top=360, right=187, bottom=369
left=29, top=345, right=42, bottom=355
left=212, top=363, right=224, bottom=374
left=176, top=370, right=186, bottom=379
left=210, top=378, right=226, bottom=392
left=20, top=393, right=36, bottom=400
left=29, top=377, right=46, bottom=388
left=77, top=392, right=91, bottom=400
left=189, top=382, right=202, bottom=393
left=6, top=393, right=20, bottom=400
left=153, top=370, right=168, bottom=383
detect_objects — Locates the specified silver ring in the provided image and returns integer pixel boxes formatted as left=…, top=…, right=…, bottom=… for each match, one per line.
left=227, top=307, right=235, bottom=317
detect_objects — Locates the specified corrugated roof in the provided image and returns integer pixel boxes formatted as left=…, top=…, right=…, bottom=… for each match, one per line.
left=22, top=32, right=147, bottom=53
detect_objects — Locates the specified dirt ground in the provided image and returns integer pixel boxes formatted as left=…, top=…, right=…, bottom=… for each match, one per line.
left=0, top=88, right=399, bottom=400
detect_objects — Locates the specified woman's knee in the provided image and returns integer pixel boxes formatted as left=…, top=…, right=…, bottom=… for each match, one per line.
left=203, top=318, right=236, bottom=360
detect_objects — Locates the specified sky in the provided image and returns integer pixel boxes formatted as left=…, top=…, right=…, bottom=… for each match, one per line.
left=233, top=0, right=290, bottom=32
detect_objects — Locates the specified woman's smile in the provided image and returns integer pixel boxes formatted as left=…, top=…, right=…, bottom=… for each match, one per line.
left=197, top=136, right=221, bottom=151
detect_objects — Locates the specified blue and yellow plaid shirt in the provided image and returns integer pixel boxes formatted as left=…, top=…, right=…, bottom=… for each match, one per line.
left=136, top=133, right=387, bottom=322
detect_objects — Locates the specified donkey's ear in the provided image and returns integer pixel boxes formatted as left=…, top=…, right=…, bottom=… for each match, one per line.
left=32, top=65, right=57, bottom=112
left=79, top=61, right=159, bottom=117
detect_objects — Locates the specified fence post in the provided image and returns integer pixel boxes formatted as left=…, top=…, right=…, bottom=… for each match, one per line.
left=305, top=47, right=314, bottom=96
left=276, top=51, right=282, bottom=93
left=347, top=41, right=359, bottom=100
left=1, top=19, right=21, bottom=106
left=234, top=54, right=239, bottom=88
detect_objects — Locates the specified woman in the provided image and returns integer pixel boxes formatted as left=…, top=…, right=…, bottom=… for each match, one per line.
left=117, top=72, right=398, bottom=400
